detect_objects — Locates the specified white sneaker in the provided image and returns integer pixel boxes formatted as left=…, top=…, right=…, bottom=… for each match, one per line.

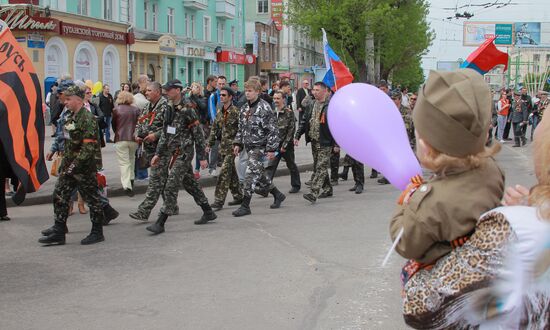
left=499, top=139, right=505, bottom=143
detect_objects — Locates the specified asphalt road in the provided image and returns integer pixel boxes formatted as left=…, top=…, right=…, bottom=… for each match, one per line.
left=0, top=143, right=535, bottom=330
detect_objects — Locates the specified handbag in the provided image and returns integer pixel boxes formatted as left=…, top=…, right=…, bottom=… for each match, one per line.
left=136, top=146, right=150, bottom=170
left=50, top=153, right=62, bottom=177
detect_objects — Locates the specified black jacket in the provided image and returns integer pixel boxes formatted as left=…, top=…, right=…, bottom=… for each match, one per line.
left=98, top=93, right=114, bottom=117
left=295, top=99, right=335, bottom=147
left=189, top=94, right=208, bottom=124
left=296, top=88, right=311, bottom=111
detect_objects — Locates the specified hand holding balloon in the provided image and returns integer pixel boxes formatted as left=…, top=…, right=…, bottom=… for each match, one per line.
left=327, top=83, right=421, bottom=190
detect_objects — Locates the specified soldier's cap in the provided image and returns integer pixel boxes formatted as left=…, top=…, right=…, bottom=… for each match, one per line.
left=162, top=79, right=184, bottom=90
left=413, top=68, right=491, bottom=158
left=540, top=91, right=549, bottom=96
left=64, top=85, right=85, bottom=99
left=221, top=86, right=235, bottom=97
left=229, top=79, right=238, bottom=86
left=57, top=80, right=75, bottom=94
left=513, top=90, right=521, bottom=96
left=390, top=89, right=402, bottom=99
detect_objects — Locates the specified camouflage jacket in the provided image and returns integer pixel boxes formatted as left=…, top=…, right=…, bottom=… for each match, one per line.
left=136, top=96, right=168, bottom=153
left=399, top=105, right=414, bottom=137
left=209, top=103, right=240, bottom=156
left=274, top=106, right=296, bottom=150
left=156, top=98, right=207, bottom=161
left=62, top=107, right=102, bottom=173
left=234, top=98, right=280, bottom=152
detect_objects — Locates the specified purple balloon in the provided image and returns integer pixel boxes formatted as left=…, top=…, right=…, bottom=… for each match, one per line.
left=328, top=83, right=421, bottom=190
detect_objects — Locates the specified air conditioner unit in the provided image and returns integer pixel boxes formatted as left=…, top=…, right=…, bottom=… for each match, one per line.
left=129, top=53, right=135, bottom=63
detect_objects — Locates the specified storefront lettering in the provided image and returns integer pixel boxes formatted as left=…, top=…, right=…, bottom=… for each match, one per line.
left=0, top=8, right=59, bottom=32
left=186, top=47, right=205, bottom=57
left=61, top=23, right=127, bottom=44
left=0, top=42, right=25, bottom=72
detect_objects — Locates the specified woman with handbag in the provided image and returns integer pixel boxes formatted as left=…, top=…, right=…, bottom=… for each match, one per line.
left=112, top=91, right=141, bottom=197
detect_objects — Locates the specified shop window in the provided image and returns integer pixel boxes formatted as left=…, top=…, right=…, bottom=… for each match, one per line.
left=77, top=0, right=88, bottom=15
left=204, top=16, right=211, bottom=42
left=257, top=0, right=268, bottom=13
left=75, top=49, right=92, bottom=81
left=217, top=21, right=225, bottom=44
left=147, top=64, right=156, bottom=82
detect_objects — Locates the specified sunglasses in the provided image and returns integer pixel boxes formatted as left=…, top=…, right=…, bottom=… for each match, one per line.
left=410, top=97, right=417, bottom=101
left=220, top=94, right=228, bottom=97
left=86, top=91, right=92, bottom=95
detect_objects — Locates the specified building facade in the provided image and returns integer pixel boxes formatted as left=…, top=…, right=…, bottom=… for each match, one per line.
left=0, top=0, right=133, bottom=93
left=129, top=0, right=248, bottom=85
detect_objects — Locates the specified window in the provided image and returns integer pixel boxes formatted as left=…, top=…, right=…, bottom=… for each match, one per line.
left=217, top=21, right=225, bottom=44
left=203, top=16, right=211, bottom=42
left=103, top=0, right=112, bottom=20
left=185, top=14, right=190, bottom=38
left=39, top=0, right=58, bottom=9
left=152, top=3, right=158, bottom=31
left=191, top=15, right=196, bottom=39
left=77, top=0, right=88, bottom=15
left=231, top=26, right=235, bottom=47
left=144, top=1, right=149, bottom=30
left=167, top=8, right=174, bottom=34
left=128, top=0, right=134, bottom=24
left=257, top=0, right=268, bottom=13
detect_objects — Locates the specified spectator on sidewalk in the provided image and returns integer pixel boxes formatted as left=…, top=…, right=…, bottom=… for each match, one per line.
left=99, top=84, right=115, bottom=143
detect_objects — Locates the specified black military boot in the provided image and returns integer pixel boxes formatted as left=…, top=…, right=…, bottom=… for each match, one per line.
left=338, top=166, right=350, bottom=181
left=512, top=137, right=521, bottom=147
left=146, top=213, right=168, bottom=234
left=81, top=222, right=105, bottom=245
left=227, top=198, right=243, bottom=206
left=269, top=187, right=286, bottom=209
left=41, top=222, right=68, bottom=236
left=370, top=169, right=378, bottom=179
left=103, top=204, right=120, bottom=225
left=232, top=195, right=252, bottom=217
left=521, top=136, right=527, bottom=146
left=195, top=204, right=218, bottom=225
left=210, top=201, right=224, bottom=211
left=39, top=222, right=66, bottom=245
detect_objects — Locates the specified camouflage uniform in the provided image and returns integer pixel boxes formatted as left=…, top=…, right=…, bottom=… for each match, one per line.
left=265, top=106, right=301, bottom=190
left=234, top=98, right=280, bottom=197
left=157, top=98, right=209, bottom=215
left=308, top=100, right=333, bottom=197
left=53, top=107, right=104, bottom=225
left=209, top=103, right=243, bottom=204
left=133, top=97, right=169, bottom=218
left=342, top=154, right=364, bottom=187
left=400, top=105, right=415, bottom=150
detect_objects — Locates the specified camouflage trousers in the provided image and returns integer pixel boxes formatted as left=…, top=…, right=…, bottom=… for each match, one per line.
left=214, top=153, right=243, bottom=204
left=160, top=153, right=209, bottom=215
left=330, top=150, right=340, bottom=181
left=136, top=152, right=170, bottom=218
left=309, top=141, right=332, bottom=197
left=53, top=171, right=104, bottom=224
left=242, top=147, right=273, bottom=197
left=343, top=154, right=364, bottom=186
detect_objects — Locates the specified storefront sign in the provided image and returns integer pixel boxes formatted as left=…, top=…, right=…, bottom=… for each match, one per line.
left=271, top=0, right=283, bottom=31
left=253, top=32, right=258, bottom=56
left=158, top=35, right=176, bottom=54
left=273, top=62, right=289, bottom=71
left=61, top=22, right=128, bottom=44
left=261, top=32, right=267, bottom=43
left=186, top=47, right=205, bottom=57
left=217, top=51, right=256, bottom=65
left=27, top=33, right=44, bottom=48
left=0, top=7, right=61, bottom=33
left=269, top=36, right=278, bottom=44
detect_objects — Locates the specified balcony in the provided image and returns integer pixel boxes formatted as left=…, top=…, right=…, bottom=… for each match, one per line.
left=216, top=0, right=235, bottom=19
left=183, top=0, right=208, bottom=11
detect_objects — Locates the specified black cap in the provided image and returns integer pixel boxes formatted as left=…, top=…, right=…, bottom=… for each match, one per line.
left=162, top=79, right=184, bottom=90
left=229, top=79, right=238, bottom=86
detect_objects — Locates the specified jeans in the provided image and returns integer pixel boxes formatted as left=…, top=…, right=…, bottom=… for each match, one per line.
left=497, top=115, right=507, bottom=141
left=209, top=140, right=220, bottom=171
left=104, top=116, right=112, bottom=141
left=531, top=115, right=540, bottom=139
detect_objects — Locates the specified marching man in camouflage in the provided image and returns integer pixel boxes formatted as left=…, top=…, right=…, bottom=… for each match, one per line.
left=264, top=91, right=301, bottom=193
left=129, top=82, right=170, bottom=221
left=296, top=82, right=338, bottom=203
left=147, top=80, right=216, bottom=234
left=39, top=85, right=106, bottom=245
left=232, top=79, right=286, bottom=217
left=207, top=86, right=243, bottom=211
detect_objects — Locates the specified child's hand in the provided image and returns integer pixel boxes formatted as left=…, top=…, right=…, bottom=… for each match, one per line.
left=502, top=184, right=530, bottom=206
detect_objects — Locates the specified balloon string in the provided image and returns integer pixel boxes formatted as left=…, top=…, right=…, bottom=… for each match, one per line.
left=382, top=227, right=404, bottom=267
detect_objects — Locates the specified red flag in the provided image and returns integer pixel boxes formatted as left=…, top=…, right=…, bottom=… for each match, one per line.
left=0, top=23, right=48, bottom=204
left=461, top=36, right=509, bottom=74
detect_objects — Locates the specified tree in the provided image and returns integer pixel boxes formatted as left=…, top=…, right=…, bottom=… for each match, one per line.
left=287, top=0, right=433, bottom=88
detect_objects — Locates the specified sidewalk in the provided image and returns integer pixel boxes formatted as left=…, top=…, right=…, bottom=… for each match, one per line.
left=7, top=134, right=317, bottom=207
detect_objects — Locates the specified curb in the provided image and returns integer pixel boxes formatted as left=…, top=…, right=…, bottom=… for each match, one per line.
left=8, top=163, right=316, bottom=207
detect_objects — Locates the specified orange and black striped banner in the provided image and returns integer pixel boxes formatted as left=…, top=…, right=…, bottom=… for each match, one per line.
left=0, top=22, right=48, bottom=204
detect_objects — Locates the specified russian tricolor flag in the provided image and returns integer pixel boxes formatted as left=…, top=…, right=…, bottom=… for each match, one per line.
left=322, top=29, right=354, bottom=91
left=461, top=36, right=509, bottom=75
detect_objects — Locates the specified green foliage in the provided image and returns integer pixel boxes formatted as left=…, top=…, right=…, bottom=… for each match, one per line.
left=287, top=0, right=433, bottom=86
left=523, top=72, right=550, bottom=92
